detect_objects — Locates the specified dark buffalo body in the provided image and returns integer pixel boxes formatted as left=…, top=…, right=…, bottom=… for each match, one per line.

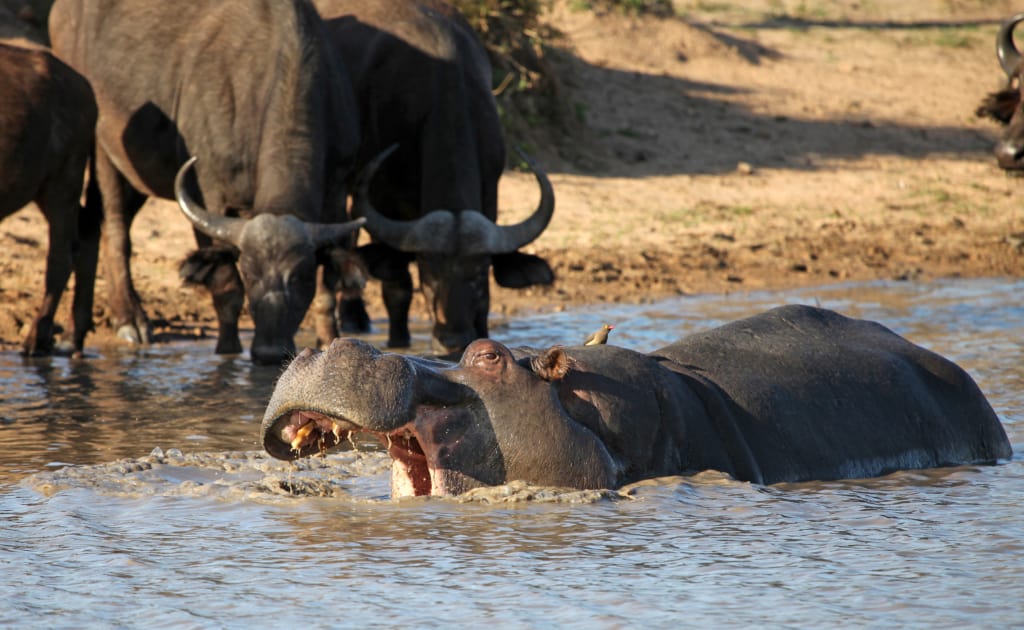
left=48, top=0, right=363, bottom=364
left=316, top=0, right=555, bottom=355
left=976, top=13, right=1024, bottom=170
left=263, top=305, right=1012, bottom=497
left=0, top=39, right=99, bottom=356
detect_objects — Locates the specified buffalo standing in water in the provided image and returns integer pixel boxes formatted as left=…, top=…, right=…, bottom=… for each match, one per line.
left=0, top=40, right=99, bottom=357
left=49, top=0, right=364, bottom=364
left=263, top=305, right=1011, bottom=497
left=316, top=0, right=556, bottom=355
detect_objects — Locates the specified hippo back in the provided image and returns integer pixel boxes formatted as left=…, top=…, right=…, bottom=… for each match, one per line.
left=652, top=304, right=1012, bottom=483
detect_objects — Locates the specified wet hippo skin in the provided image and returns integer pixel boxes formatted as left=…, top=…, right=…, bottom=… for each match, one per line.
left=262, top=305, right=1012, bottom=497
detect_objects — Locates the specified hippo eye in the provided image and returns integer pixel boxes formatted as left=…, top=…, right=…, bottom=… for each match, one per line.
left=472, top=350, right=501, bottom=366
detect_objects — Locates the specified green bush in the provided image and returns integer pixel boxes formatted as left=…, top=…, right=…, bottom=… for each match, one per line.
left=570, top=0, right=674, bottom=16
left=451, top=0, right=674, bottom=146
left=451, top=0, right=549, bottom=94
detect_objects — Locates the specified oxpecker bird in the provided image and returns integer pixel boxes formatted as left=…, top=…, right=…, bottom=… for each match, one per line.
left=584, top=324, right=614, bottom=346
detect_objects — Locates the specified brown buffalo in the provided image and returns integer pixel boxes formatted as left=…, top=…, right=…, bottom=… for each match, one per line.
left=316, top=0, right=555, bottom=355
left=0, top=39, right=99, bottom=356
left=49, top=0, right=365, bottom=364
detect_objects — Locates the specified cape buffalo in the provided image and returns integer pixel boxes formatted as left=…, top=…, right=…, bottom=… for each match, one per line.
left=263, top=305, right=1012, bottom=497
left=49, top=0, right=364, bottom=364
left=976, top=13, right=1024, bottom=170
left=316, top=0, right=556, bottom=355
left=0, top=39, right=99, bottom=357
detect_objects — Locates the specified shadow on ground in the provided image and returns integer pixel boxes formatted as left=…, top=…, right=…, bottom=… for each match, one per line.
left=531, top=15, right=1001, bottom=176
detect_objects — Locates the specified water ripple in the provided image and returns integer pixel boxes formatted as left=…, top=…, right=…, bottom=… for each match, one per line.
left=0, top=279, right=1022, bottom=627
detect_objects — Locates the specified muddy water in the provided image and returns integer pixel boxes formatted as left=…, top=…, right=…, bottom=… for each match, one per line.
left=2, top=279, right=1021, bottom=627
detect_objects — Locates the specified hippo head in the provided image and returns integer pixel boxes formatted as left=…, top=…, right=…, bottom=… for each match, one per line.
left=261, top=338, right=618, bottom=497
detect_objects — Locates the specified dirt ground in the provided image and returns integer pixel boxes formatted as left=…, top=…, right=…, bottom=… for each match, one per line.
left=2, top=0, right=1023, bottom=353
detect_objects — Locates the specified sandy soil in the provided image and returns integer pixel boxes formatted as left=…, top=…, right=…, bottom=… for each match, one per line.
left=2, top=0, right=1022, bottom=352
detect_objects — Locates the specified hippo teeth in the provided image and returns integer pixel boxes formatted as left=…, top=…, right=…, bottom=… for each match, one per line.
left=289, top=422, right=317, bottom=451
left=281, top=410, right=354, bottom=456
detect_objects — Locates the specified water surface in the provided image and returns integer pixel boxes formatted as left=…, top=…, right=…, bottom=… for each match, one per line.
left=1, top=279, right=1021, bottom=628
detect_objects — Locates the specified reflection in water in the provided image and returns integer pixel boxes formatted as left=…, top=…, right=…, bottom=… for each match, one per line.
left=1, top=279, right=1022, bottom=627
left=3, top=345, right=287, bottom=476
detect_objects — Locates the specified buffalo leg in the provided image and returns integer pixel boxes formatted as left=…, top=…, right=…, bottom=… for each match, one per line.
left=21, top=200, right=74, bottom=356
left=207, top=262, right=244, bottom=355
left=338, top=294, right=371, bottom=334
left=317, top=247, right=370, bottom=347
left=183, top=237, right=244, bottom=355
left=66, top=163, right=102, bottom=357
left=311, top=270, right=338, bottom=349
left=382, top=272, right=413, bottom=348
left=94, top=149, right=149, bottom=345
left=22, top=150, right=99, bottom=356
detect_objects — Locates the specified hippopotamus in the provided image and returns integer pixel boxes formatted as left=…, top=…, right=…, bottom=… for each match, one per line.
left=261, top=305, right=1012, bottom=497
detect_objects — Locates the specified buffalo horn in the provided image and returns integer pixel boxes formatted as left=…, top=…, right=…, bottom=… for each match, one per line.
left=309, top=216, right=368, bottom=249
left=997, top=13, right=1024, bottom=78
left=353, top=145, right=555, bottom=255
left=174, top=156, right=247, bottom=247
left=462, top=147, right=555, bottom=255
left=351, top=145, right=459, bottom=254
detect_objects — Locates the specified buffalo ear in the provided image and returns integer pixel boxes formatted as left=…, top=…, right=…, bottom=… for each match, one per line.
left=976, top=89, right=1020, bottom=124
left=493, top=252, right=554, bottom=288
left=179, top=246, right=239, bottom=287
left=529, top=346, right=572, bottom=382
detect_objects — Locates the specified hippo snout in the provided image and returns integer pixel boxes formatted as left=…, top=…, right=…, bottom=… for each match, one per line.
left=262, top=338, right=422, bottom=438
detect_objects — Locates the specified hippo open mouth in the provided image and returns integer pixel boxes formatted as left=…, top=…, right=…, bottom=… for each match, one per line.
left=267, top=410, right=441, bottom=497
left=261, top=337, right=491, bottom=497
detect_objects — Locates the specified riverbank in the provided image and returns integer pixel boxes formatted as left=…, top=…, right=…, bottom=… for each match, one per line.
left=2, top=0, right=1021, bottom=351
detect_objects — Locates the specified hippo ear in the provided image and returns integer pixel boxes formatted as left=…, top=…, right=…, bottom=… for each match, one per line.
left=529, top=346, right=572, bottom=382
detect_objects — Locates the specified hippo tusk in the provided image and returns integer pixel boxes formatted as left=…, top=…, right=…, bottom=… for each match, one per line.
left=997, top=13, right=1024, bottom=78
left=174, top=156, right=247, bottom=247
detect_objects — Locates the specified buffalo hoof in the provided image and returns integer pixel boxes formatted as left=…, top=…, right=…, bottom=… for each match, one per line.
left=21, top=319, right=58, bottom=356
left=338, top=298, right=371, bottom=334
left=214, top=338, right=243, bottom=355
left=340, top=319, right=371, bottom=334
left=21, top=343, right=53, bottom=358
left=386, top=334, right=411, bottom=349
left=116, top=322, right=151, bottom=345
left=52, top=339, right=79, bottom=357
left=21, top=335, right=51, bottom=357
